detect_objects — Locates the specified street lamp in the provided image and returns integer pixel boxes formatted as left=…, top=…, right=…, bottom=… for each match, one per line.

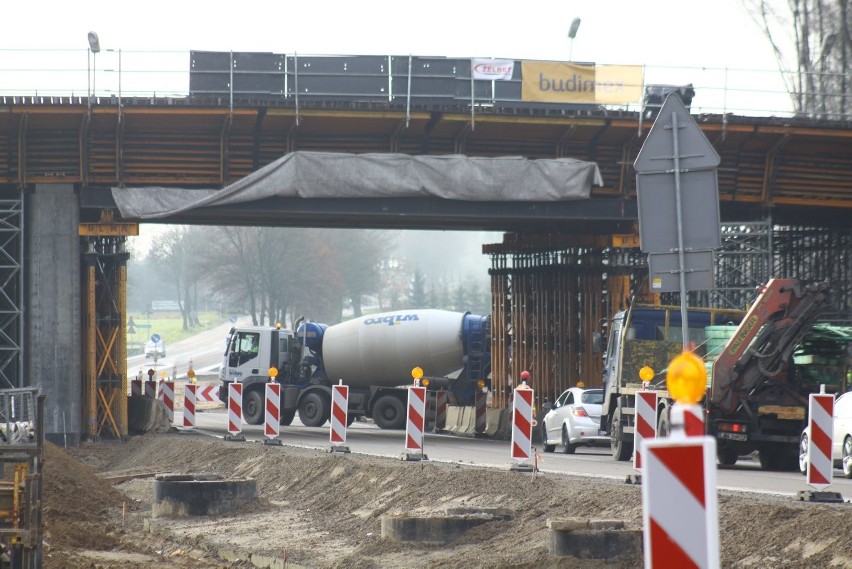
left=87, top=32, right=100, bottom=104
left=568, top=18, right=581, bottom=62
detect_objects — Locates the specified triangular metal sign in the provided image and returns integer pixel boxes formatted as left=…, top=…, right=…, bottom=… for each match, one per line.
left=633, top=93, right=720, bottom=174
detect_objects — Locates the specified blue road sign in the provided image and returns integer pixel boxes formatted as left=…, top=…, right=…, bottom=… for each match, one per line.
left=151, top=333, right=161, bottom=343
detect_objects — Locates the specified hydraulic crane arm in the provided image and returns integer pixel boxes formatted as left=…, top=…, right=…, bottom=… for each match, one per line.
left=709, top=278, right=832, bottom=414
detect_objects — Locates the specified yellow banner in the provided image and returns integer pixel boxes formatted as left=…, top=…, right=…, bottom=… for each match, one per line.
left=78, top=222, right=139, bottom=236
left=594, top=65, right=645, bottom=104
left=521, top=62, right=644, bottom=105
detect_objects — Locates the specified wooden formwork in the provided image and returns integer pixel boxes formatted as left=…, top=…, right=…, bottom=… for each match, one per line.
left=486, top=234, right=650, bottom=409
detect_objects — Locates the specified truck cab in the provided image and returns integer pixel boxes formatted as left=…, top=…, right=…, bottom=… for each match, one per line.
left=600, top=303, right=742, bottom=461
left=219, top=326, right=299, bottom=424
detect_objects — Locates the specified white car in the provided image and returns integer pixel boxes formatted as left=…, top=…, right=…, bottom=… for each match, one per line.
left=798, top=391, right=852, bottom=478
left=541, top=387, right=607, bottom=454
left=144, top=338, right=166, bottom=358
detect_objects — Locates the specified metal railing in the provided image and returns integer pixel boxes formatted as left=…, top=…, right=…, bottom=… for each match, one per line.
left=0, top=48, right=850, bottom=121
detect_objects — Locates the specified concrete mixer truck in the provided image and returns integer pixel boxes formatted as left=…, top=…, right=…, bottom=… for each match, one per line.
left=218, top=309, right=491, bottom=429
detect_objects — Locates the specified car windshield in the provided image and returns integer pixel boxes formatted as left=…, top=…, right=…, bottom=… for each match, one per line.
left=581, top=390, right=603, bottom=405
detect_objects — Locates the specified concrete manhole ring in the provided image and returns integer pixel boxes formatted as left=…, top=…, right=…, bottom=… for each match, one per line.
left=152, top=473, right=257, bottom=518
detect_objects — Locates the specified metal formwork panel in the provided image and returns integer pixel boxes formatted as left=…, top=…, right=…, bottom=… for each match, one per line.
left=190, top=51, right=286, bottom=98
left=288, top=55, right=390, bottom=100
left=487, top=239, right=620, bottom=409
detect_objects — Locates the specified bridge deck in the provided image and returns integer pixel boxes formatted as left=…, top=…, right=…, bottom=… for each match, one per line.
left=1, top=100, right=850, bottom=230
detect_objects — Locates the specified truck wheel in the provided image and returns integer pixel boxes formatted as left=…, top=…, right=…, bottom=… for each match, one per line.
left=243, top=389, right=264, bottom=425
left=372, top=396, right=406, bottom=430
left=280, top=409, right=296, bottom=426
left=610, top=408, right=632, bottom=462
left=718, top=446, right=738, bottom=467
left=299, top=392, right=330, bottom=427
left=657, top=409, right=670, bottom=438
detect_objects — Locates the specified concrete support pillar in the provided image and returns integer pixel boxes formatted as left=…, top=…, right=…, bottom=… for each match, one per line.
left=27, top=184, right=82, bottom=446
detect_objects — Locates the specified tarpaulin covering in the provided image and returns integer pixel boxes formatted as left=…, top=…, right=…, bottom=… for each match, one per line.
left=110, top=151, right=603, bottom=220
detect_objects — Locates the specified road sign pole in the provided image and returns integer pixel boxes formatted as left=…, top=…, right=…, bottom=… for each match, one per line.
left=672, top=112, right=690, bottom=349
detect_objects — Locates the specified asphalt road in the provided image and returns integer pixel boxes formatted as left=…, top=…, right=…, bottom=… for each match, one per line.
left=133, top=323, right=852, bottom=500
left=127, top=318, right=244, bottom=381
left=186, top=409, right=852, bottom=500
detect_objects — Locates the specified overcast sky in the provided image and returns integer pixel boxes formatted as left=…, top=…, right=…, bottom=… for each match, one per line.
left=8, top=0, right=776, bottom=68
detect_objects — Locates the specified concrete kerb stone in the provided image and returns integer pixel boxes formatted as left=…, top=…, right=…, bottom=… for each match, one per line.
left=128, top=395, right=172, bottom=435
left=484, top=408, right=502, bottom=437
left=447, top=405, right=475, bottom=436
left=439, top=404, right=515, bottom=440
left=445, top=405, right=463, bottom=434
left=494, top=407, right=513, bottom=440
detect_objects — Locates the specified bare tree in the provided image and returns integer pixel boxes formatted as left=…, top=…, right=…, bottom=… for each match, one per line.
left=149, top=226, right=206, bottom=332
left=745, top=0, right=849, bottom=118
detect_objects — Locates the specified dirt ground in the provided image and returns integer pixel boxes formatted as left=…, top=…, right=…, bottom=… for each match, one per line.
left=41, top=430, right=852, bottom=569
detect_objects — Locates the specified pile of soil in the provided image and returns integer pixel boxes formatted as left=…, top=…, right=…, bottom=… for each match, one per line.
left=39, top=433, right=852, bottom=568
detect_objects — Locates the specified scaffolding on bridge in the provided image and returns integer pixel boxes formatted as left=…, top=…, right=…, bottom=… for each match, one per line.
left=486, top=221, right=851, bottom=410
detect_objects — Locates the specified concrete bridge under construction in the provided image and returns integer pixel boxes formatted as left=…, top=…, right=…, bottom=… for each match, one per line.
left=1, top=52, right=850, bottom=444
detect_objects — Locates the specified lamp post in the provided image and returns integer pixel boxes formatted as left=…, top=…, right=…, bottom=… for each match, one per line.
left=87, top=32, right=100, bottom=106
left=567, top=17, right=581, bottom=62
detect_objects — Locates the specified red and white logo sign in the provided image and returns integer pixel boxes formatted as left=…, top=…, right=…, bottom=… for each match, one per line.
left=228, top=383, right=243, bottom=436
left=807, top=392, right=835, bottom=490
left=405, top=386, right=427, bottom=453
left=265, top=383, right=281, bottom=439
left=472, top=58, right=514, bottom=81
left=511, top=386, right=534, bottom=461
left=330, top=384, right=349, bottom=445
left=642, top=436, right=719, bottom=569
left=634, top=390, right=658, bottom=470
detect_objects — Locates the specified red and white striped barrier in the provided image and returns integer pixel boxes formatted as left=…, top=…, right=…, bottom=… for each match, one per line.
left=330, top=383, right=349, bottom=445
left=195, top=384, right=219, bottom=403
left=405, top=386, right=427, bottom=454
left=227, top=383, right=243, bottom=437
left=433, top=389, right=448, bottom=432
left=672, top=403, right=705, bottom=437
left=183, top=384, right=197, bottom=428
left=511, top=384, right=534, bottom=463
left=634, top=390, right=658, bottom=470
left=131, top=379, right=142, bottom=397
left=161, top=381, right=175, bottom=422
left=474, top=390, right=487, bottom=434
left=642, top=405, right=719, bottom=569
left=264, top=383, right=281, bottom=442
left=806, top=392, right=835, bottom=490
left=144, top=380, right=157, bottom=399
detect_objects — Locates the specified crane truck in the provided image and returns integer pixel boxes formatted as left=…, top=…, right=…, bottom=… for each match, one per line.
left=218, top=309, right=490, bottom=429
left=599, top=278, right=844, bottom=470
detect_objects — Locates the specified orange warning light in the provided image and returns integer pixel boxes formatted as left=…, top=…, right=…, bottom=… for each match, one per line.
left=666, top=351, right=706, bottom=405
left=639, top=366, right=655, bottom=382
